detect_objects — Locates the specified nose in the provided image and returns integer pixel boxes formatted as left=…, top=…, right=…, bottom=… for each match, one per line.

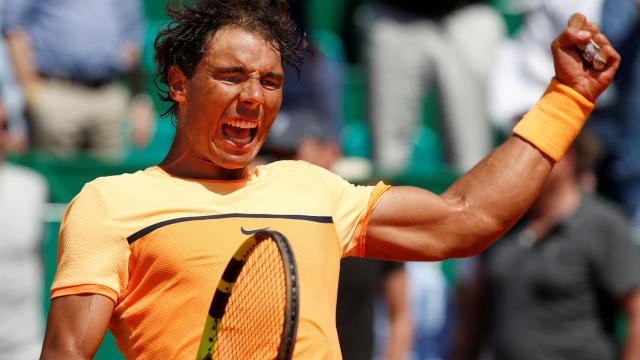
left=239, top=78, right=264, bottom=108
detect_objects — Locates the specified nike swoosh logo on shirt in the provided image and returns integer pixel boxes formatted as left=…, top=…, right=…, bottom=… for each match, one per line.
left=240, top=226, right=270, bottom=235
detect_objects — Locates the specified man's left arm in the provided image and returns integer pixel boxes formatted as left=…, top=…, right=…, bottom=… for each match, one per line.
left=365, top=14, right=620, bottom=261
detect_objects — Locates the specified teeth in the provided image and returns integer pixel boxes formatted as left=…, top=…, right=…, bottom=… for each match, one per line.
left=224, top=135, right=251, bottom=145
left=224, top=119, right=258, bottom=129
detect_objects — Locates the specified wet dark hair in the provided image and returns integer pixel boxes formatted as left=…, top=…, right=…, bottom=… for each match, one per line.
left=154, top=0, right=308, bottom=118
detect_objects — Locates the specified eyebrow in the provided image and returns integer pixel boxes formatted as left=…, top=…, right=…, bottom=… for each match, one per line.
left=213, top=66, right=283, bottom=80
left=213, top=66, right=245, bottom=73
left=264, top=72, right=284, bottom=80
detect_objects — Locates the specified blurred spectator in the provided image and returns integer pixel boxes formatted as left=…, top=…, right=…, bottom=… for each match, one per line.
left=488, top=0, right=603, bottom=129
left=1, top=0, right=154, bottom=159
left=364, top=0, right=505, bottom=173
left=588, top=0, right=640, bottom=239
left=337, top=258, right=413, bottom=360
left=0, top=106, right=48, bottom=359
left=454, top=133, right=640, bottom=360
left=260, top=0, right=343, bottom=171
left=0, top=32, right=26, bottom=152
left=376, top=261, right=455, bottom=360
left=261, top=51, right=343, bottom=170
left=405, top=262, right=455, bottom=360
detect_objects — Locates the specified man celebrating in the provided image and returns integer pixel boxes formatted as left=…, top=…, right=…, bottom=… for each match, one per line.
left=40, top=0, right=620, bottom=359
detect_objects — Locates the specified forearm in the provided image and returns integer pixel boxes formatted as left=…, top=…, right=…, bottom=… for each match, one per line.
left=438, top=79, right=595, bottom=257
left=366, top=14, right=617, bottom=262
left=4, top=30, right=39, bottom=90
left=367, top=80, right=591, bottom=261
left=438, top=17, right=616, bottom=257
left=440, top=136, right=552, bottom=255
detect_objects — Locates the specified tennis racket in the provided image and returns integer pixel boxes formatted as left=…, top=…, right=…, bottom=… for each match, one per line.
left=196, top=230, right=299, bottom=360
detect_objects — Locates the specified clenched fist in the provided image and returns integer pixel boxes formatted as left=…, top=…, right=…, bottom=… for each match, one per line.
left=551, top=13, right=621, bottom=102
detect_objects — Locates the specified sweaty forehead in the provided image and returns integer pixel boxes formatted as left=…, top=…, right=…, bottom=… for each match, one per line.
left=203, top=27, right=282, bottom=71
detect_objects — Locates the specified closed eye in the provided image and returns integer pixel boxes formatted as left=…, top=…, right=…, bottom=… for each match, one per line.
left=212, top=66, right=247, bottom=84
left=261, top=78, right=282, bottom=90
left=217, top=74, right=245, bottom=84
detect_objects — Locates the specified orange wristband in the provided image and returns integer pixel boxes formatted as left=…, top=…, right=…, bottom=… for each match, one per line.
left=513, top=78, right=595, bottom=161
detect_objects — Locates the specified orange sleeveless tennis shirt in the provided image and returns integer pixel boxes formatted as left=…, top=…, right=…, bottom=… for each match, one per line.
left=51, top=160, right=390, bottom=359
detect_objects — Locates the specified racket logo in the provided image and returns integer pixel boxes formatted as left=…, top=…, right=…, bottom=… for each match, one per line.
left=240, top=226, right=270, bottom=235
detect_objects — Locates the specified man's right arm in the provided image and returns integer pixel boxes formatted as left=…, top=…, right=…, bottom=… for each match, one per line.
left=40, top=294, right=115, bottom=360
left=365, top=14, right=620, bottom=261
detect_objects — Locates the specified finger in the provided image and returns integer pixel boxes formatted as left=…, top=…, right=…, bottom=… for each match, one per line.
left=592, top=32, right=611, bottom=50
left=567, top=13, right=589, bottom=42
left=554, top=27, right=591, bottom=51
left=590, top=33, right=610, bottom=70
left=567, top=13, right=587, bottom=30
left=581, top=21, right=600, bottom=36
left=577, top=22, right=608, bottom=70
left=600, top=43, right=621, bottom=74
left=581, top=31, right=615, bottom=71
left=555, top=14, right=591, bottom=50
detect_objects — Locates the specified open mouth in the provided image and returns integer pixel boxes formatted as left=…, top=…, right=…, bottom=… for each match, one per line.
left=221, top=119, right=258, bottom=147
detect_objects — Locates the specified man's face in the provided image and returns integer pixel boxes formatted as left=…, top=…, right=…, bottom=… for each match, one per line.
left=172, top=27, right=284, bottom=172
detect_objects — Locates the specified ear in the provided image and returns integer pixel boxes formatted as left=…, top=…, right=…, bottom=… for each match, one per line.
left=168, top=65, right=187, bottom=102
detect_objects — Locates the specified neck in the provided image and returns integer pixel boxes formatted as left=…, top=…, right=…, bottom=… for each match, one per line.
left=160, top=139, right=249, bottom=181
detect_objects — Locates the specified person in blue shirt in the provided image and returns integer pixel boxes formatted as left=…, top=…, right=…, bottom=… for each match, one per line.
left=1, top=0, right=154, bottom=158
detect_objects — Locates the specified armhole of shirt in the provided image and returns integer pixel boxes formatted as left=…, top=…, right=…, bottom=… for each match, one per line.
left=352, top=181, right=391, bottom=257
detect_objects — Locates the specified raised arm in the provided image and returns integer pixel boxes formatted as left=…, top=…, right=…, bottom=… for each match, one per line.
left=40, top=294, right=114, bottom=360
left=365, top=14, right=620, bottom=261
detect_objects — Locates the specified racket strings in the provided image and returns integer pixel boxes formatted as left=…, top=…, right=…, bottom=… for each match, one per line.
left=214, top=239, right=287, bottom=359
